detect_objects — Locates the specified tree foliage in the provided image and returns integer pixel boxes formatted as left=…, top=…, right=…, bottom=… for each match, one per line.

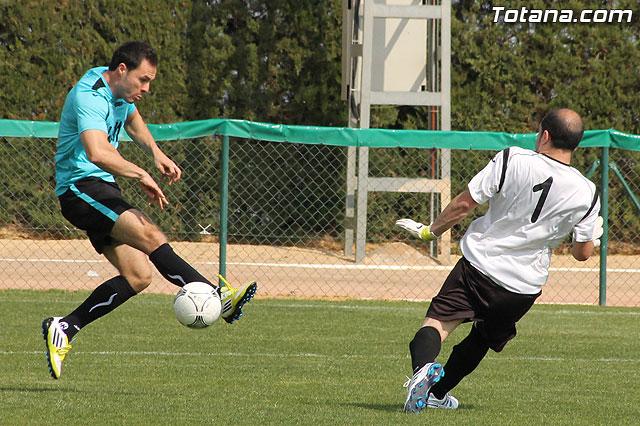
left=186, top=0, right=344, bottom=125
left=2, top=0, right=639, bottom=130
left=448, top=0, right=640, bottom=134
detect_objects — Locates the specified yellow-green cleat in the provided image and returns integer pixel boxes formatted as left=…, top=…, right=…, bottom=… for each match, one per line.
left=218, top=275, right=257, bottom=324
left=42, top=317, right=72, bottom=379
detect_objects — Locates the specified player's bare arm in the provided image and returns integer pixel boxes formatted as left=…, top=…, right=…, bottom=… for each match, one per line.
left=125, top=110, right=182, bottom=185
left=429, top=189, right=479, bottom=237
left=572, top=241, right=594, bottom=261
left=396, top=189, right=478, bottom=241
left=80, top=129, right=169, bottom=208
left=571, top=216, right=603, bottom=261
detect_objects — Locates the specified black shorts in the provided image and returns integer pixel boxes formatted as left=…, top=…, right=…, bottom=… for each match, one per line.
left=426, top=257, right=541, bottom=352
left=58, top=177, right=135, bottom=254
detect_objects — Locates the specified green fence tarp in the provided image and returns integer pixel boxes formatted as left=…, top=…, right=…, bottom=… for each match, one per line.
left=1, top=119, right=639, bottom=151
left=0, top=120, right=60, bottom=139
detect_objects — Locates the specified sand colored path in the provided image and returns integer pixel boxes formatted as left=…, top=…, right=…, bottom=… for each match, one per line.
left=1, top=239, right=639, bottom=306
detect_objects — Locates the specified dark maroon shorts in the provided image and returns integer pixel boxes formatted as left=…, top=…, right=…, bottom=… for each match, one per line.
left=426, top=257, right=541, bottom=352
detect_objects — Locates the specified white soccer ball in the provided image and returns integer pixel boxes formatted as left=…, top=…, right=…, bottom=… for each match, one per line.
left=174, top=282, right=222, bottom=328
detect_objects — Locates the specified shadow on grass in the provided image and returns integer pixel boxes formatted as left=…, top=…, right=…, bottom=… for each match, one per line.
left=346, top=401, right=476, bottom=412
left=346, top=402, right=401, bottom=413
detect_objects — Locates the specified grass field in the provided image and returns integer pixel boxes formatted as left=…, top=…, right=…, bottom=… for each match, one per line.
left=1, top=289, right=639, bottom=425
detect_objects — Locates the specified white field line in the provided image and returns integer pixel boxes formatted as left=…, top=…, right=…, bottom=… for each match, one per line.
left=269, top=303, right=640, bottom=315
left=251, top=303, right=640, bottom=316
left=1, top=298, right=639, bottom=315
left=0, top=258, right=105, bottom=263
left=1, top=349, right=638, bottom=364
left=1, top=257, right=640, bottom=273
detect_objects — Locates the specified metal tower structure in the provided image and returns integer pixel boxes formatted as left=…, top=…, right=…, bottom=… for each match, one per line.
left=342, top=0, right=452, bottom=263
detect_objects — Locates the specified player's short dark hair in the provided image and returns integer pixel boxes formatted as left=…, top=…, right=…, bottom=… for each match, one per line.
left=540, top=109, right=584, bottom=151
left=108, top=41, right=158, bottom=71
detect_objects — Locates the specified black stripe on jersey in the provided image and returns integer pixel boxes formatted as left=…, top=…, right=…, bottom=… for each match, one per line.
left=497, top=147, right=510, bottom=193
left=541, top=153, right=571, bottom=166
left=92, top=78, right=106, bottom=90
left=579, top=191, right=599, bottom=222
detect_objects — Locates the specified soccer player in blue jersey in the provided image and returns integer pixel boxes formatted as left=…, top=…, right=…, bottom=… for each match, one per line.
left=42, top=41, right=257, bottom=379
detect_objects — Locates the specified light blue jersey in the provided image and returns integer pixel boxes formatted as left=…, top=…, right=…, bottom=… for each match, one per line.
left=55, top=67, right=136, bottom=196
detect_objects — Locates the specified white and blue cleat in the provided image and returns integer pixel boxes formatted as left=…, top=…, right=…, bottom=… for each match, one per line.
left=427, top=392, right=459, bottom=409
left=403, top=362, right=444, bottom=413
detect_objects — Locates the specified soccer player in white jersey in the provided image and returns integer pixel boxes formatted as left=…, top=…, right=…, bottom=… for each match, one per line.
left=397, top=109, right=602, bottom=413
left=42, top=41, right=257, bottom=380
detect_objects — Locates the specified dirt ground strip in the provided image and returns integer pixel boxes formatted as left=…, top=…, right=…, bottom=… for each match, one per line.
left=1, top=239, right=639, bottom=306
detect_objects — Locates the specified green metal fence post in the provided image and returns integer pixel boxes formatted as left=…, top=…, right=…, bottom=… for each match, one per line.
left=599, top=146, right=609, bottom=306
left=609, top=162, right=640, bottom=213
left=585, top=158, right=600, bottom=179
left=219, top=135, right=229, bottom=286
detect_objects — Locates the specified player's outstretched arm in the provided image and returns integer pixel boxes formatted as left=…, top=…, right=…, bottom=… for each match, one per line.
left=430, top=190, right=479, bottom=236
left=396, top=189, right=478, bottom=241
left=125, top=110, right=182, bottom=185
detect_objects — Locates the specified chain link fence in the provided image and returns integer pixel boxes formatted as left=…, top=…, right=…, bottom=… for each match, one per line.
left=1, top=124, right=639, bottom=306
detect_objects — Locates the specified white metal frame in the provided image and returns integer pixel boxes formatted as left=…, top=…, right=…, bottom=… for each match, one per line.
left=342, top=0, right=451, bottom=263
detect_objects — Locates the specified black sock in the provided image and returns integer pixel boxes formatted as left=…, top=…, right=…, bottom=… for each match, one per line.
left=149, top=243, right=213, bottom=288
left=430, top=324, right=490, bottom=399
left=409, top=326, right=442, bottom=373
left=60, top=276, right=137, bottom=340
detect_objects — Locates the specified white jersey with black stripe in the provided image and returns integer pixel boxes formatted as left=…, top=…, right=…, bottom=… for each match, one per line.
left=460, top=146, right=600, bottom=295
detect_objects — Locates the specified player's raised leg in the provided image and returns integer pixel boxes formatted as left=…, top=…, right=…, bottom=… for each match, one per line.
left=112, top=209, right=258, bottom=323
